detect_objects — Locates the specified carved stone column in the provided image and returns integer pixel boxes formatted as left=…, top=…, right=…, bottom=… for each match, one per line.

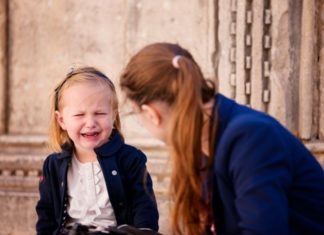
left=0, top=0, right=7, bottom=134
left=298, top=0, right=317, bottom=140
left=218, top=0, right=303, bottom=130
left=319, top=0, right=324, bottom=139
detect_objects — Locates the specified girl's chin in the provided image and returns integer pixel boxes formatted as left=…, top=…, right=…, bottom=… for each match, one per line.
left=83, top=140, right=109, bottom=149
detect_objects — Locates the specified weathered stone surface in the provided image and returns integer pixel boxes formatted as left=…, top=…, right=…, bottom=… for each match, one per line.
left=267, top=0, right=301, bottom=131
left=7, top=0, right=216, bottom=139
left=0, top=193, right=38, bottom=235
left=8, top=0, right=126, bottom=134
left=319, top=0, right=324, bottom=139
left=216, top=0, right=232, bottom=98
left=0, top=0, right=6, bottom=134
left=120, top=0, right=216, bottom=139
left=0, top=193, right=171, bottom=235
left=217, top=0, right=303, bottom=132
left=123, top=0, right=215, bottom=77
left=298, top=0, right=317, bottom=140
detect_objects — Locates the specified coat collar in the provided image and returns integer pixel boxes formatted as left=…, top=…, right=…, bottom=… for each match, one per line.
left=214, top=94, right=236, bottom=139
left=94, top=131, right=124, bottom=157
left=56, top=131, right=124, bottom=159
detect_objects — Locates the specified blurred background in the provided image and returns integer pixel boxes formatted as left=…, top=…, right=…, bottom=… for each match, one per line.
left=0, top=0, right=323, bottom=234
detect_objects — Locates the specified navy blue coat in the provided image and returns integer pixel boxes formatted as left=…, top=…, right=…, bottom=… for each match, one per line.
left=36, top=132, right=159, bottom=235
left=213, top=95, right=324, bottom=235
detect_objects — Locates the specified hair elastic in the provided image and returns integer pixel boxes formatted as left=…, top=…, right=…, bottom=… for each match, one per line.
left=172, top=55, right=182, bottom=69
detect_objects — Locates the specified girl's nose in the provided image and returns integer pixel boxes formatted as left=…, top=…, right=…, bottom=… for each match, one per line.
left=85, top=116, right=96, bottom=128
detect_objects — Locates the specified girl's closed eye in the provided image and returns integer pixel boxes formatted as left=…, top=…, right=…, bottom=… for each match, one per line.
left=73, top=113, right=84, bottom=117
left=95, top=112, right=108, bottom=115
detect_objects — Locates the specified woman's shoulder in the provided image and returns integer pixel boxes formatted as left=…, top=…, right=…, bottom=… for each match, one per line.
left=230, top=111, right=280, bottom=132
left=216, top=94, right=283, bottom=134
left=215, top=98, right=295, bottom=166
left=221, top=105, right=285, bottom=142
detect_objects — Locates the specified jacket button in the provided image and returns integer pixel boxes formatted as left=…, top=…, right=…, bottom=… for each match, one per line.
left=112, top=170, right=117, bottom=176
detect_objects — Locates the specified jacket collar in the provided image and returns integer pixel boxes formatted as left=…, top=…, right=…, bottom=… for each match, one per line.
left=57, top=131, right=124, bottom=159
left=94, top=131, right=124, bottom=157
left=214, top=94, right=236, bottom=139
left=57, top=143, right=73, bottom=159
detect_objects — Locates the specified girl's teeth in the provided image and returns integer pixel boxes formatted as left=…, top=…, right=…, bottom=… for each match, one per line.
left=82, top=133, right=98, bottom=136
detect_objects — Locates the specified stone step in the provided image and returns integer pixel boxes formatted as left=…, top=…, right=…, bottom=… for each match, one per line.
left=0, top=135, right=170, bottom=195
left=0, top=153, right=44, bottom=171
left=0, top=151, right=169, bottom=178
left=0, top=134, right=49, bottom=155
left=0, top=134, right=168, bottom=156
left=0, top=152, right=170, bottom=194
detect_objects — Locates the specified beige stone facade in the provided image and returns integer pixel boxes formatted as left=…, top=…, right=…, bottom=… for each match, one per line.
left=0, top=0, right=323, bottom=234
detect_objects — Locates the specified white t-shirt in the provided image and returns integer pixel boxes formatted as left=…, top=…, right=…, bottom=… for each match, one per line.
left=66, top=155, right=117, bottom=228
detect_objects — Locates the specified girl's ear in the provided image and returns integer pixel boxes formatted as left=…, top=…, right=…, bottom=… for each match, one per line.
left=55, top=111, right=67, bottom=130
left=141, top=104, right=162, bottom=126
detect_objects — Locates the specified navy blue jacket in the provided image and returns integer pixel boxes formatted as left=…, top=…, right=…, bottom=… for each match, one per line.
left=213, top=94, right=324, bottom=235
left=36, top=132, right=159, bottom=235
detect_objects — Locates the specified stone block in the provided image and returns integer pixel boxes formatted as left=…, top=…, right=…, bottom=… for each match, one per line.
left=7, top=0, right=216, bottom=141
left=0, top=193, right=38, bottom=235
left=0, top=0, right=6, bottom=134
left=8, top=0, right=126, bottom=135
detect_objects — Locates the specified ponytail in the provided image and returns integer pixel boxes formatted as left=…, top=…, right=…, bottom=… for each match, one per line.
left=168, top=56, right=212, bottom=235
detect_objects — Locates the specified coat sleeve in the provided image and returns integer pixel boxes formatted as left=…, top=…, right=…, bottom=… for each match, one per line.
left=222, top=116, right=293, bottom=235
left=124, top=149, right=159, bottom=231
left=35, top=156, right=56, bottom=234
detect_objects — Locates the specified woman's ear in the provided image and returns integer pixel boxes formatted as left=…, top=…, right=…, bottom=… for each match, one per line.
left=141, top=104, right=162, bottom=126
left=55, top=111, right=67, bottom=130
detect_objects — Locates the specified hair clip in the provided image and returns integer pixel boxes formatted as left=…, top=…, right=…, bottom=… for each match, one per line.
left=172, top=55, right=182, bottom=69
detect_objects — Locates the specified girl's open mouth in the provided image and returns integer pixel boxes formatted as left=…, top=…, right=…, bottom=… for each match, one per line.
left=81, top=132, right=99, bottom=137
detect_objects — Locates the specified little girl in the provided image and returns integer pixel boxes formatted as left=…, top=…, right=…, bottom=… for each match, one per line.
left=36, top=67, right=159, bottom=235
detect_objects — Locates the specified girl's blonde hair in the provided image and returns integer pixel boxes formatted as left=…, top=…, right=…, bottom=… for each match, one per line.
left=49, top=66, right=123, bottom=152
left=120, top=43, right=216, bottom=235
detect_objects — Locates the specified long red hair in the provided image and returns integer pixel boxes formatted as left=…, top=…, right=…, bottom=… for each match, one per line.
left=120, top=43, right=216, bottom=235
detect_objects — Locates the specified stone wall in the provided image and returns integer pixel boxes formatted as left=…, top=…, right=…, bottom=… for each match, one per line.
left=0, top=1, right=215, bottom=234
left=4, top=0, right=216, bottom=138
left=1, top=0, right=324, bottom=235
left=315, top=0, right=324, bottom=167
left=0, top=0, right=7, bottom=133
left=319, top=0, right=324, bottom=139
left=217, top=0, right=300, bottom=130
